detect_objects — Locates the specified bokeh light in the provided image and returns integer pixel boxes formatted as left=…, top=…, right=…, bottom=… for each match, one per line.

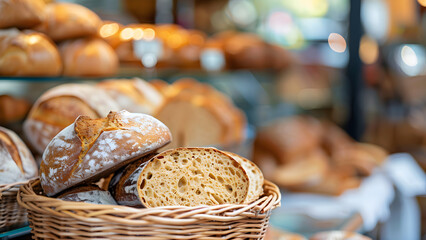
left=99, top=23, right=119, bottom=38
left=120, top=28, right=134, bottom=40
left=227, top=0, right=257, bottom=26
left=143, top=28, right=156, bottom=41
left=401, top=46, right=418, bottom=67
left=133, top=28, right=144, bottom=40
left=328, top=33, right=346, bottom=53
left=359, top=35, right=379, bottom=64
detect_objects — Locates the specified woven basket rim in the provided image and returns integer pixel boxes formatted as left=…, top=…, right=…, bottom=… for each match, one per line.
left=17, top=178, right=281, bottom=224
left=0, top=179, right=35, bottom=198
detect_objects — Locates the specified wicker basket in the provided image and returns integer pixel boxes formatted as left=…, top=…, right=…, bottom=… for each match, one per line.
left=0, top=180, right=33, bottom=232
left=18, top=179, right=280, bottom=240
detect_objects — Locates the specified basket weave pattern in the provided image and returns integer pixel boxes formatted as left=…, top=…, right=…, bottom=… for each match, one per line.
left=18, top=179, right=280, bottom=239
left=0, top=180, right=32, bottom=231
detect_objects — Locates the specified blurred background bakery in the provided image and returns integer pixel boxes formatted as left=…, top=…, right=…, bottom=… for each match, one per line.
left=0, top=0, right=426, bottom=239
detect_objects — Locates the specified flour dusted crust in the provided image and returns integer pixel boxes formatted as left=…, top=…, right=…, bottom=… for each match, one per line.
left=40, top=110, right=172, bottom=196
left=23, top=83, right=120, bottom=154
left=58, top=185, right=117, bottom=205
left=225, top=152, right=263, bottom=203
left=0, top=30, right=62, bottom=76
left=97, top=78, right=164, bottom=114
left=0, top=0, right=45, bottom=29
left=0, top=126, right=37, bottom=184
left=33, top=2, right=101, bottom=41
left=59, top=38, right=118, bottom=77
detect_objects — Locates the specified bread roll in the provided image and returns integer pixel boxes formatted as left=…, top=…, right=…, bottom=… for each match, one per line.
left=224, top=33, right=268, bottom=69
left=98, top=21, right=122, bottom=49
left=254, top=116, right=322, bottom=164
left=58, top=185, right=117, bottom=205
left=0, top=126, right=37, bottom=184
left=271, top=149, right=328, bottom=188
left=149, top=79, right=169, bottom=94
left=59, top=38, right=118, bottom=77
left=0, top=95, right=31, bottom=124
left=23, top=83, right=120, bottom=154
left=33, top=2, right=101, bottom=41
left=225, top=151, right=263, bottom=203
left=40, top=110, right=172, bottom=196
left=0, top=29, right=62, bottom=76
left=310, top=231, right=371, bottom=240
left=97, top=78, right=163, bottom=114
left=109, top=147, right=250, bottom=207
left=0, top=0, right=45, bottom=29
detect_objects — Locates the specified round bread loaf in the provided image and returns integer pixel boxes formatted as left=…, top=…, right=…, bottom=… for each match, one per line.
left=97, top=78, right=164, bottom=114
left=0, top=29, right=62, bottom=76
left=23, top=83, right=120, bottom=154
left=109, top=147, right=250, bottom=207
left=0, top=126, right=37, bottom=184
left=57, top=185, right=117, bottom=205
left=33, top=2, right=101, bottom=41
left=40, top=110, right=172, bottom=196
left=59, top=38, right=118, bottom=77
left=0, top=0, right=45, bottom=29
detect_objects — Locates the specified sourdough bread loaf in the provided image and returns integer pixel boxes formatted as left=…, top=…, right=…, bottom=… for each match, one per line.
left=23, top=83, right=120, bottom=154
left=58, top=185, right=117, bottom=205
left=33, top=2, right=101, bottom=41
left=0, top=29, right=62, bottom=76
left=0, top=0, right=45, bottom=29
left=225, top=151, right=263, bottom=203
left=0, top=126, right=37, bottom=184
left=97, top=78, right=164, bottom=114
left=40, top=110, right=171, bottom=196
left=109, top=147, right=251, bottom=207
left=59, top=38, right=118, bottom=77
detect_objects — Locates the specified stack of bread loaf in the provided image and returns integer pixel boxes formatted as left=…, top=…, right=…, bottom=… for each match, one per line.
left=38, top=110, right=264, bottom=207
left=99, top=22, right=292, bottom=71
left=153, top=78, right=247, bottom=150
left=23, top=78, right=246, bottom=155
left=253, top=116, right=388, bottom=195
left=0, top=0, right=118, bottom=76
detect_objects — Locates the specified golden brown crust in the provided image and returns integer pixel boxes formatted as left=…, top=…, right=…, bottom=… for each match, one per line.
left=33, top=2, right=101, bottom=41
left=40, top=110, right=172, bottom=196
left=59, top=38, right=118, bottom=77
left=0, top=95, right=31, bottom=124
left=0, top=30, right=62, bottom=76
left=0, top=0, right=45, bottom=29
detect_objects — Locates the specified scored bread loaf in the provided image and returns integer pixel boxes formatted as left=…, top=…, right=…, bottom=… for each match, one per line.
left=97, top=78, right=164, bottom=114
left=59, top=38, right=118, bottom=77
left=109, top=147, right=251, bottom=207
left=0, top=0, right=45, bottom=29
left=57, top=185, right=117, bottom=205
left=225, top=151, right=263, bottom=203
left=0, top=126, right=37, bottom=184
left=23, top=83, right=120, bottom=154
left=0, top=29, right=62, bottom=76
left=33, top=2, right=101, bottom=41
left=40, top=110, right=172, bottom=196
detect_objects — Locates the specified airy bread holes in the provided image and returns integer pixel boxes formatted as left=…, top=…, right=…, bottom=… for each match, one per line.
left=226, top=185, right=233, bottom=193
left=208, top=173, right=216, bottom=180
left=147, top=172, right=153, bottom=179
left=140, top=179, right=146, bottom=189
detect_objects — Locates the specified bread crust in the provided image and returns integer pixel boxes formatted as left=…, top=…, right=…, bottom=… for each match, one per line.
left=0, top=126, right=37, bottom=184
left=24, top=84, right=120, bottom=154
left=0, top=0, right=45, bottom=29
left=0, top=30, right=62, bottom=76
left=33, top=2, right=101, bottom=41
left=59, top=38, right=118, bottom=77
left=40, top=110, right=172, bottom=196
